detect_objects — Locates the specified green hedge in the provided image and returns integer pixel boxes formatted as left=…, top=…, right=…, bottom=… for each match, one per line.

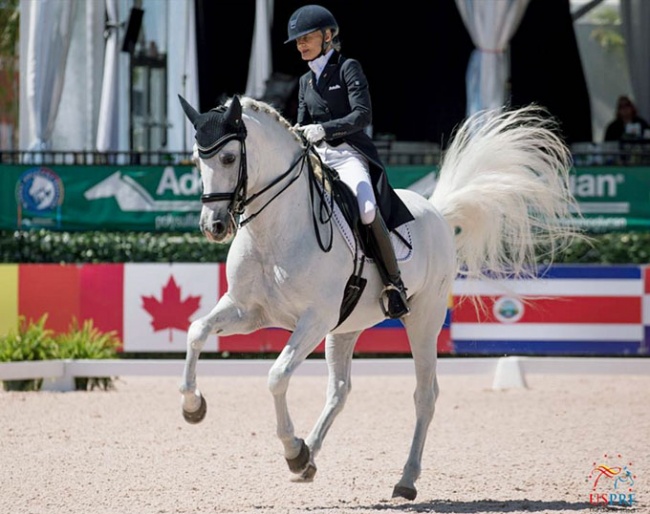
left=1, top=229, right=649, bottom=264
left=0, top=230, right=230, bottom=263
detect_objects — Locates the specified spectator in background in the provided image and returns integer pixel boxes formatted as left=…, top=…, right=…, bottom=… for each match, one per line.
left=604, top=95, right=650, bottom=142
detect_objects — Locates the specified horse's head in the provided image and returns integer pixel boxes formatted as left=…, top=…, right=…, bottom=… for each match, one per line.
left=179, top=94, right=248, bottom=243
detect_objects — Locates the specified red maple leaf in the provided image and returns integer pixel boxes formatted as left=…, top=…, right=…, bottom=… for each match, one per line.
left=141, top=276, right=201, bottom=342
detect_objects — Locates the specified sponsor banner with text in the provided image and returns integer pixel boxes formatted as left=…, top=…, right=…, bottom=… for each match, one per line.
left=2, top=165, right=650, bottom=232
left=0, top=164, right=201, bottom=231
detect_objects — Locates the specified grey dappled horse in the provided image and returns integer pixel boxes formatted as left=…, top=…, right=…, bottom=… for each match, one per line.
left=178, top=95, right=579, bottom=500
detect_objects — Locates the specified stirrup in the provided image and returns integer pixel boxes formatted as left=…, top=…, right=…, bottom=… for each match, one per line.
left=379, top=284, right=410, bottom=319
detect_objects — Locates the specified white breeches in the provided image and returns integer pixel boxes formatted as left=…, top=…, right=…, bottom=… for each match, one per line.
left=314, top=142, right=377, bottom=225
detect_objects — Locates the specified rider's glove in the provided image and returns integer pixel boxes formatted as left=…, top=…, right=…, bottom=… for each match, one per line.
left=299, top=124, right=326, bottom=144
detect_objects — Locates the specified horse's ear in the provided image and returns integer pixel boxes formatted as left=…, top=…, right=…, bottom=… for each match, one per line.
left=178, top=94, right=200, bottom=125
left=225, top=96, right=243, bottom=128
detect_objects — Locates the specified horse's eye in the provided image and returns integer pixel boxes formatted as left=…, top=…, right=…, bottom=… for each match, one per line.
left=220, top=152, right=237, bottom=166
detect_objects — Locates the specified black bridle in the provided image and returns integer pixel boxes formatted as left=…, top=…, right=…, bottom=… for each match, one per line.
left=199, top=131, right=249, bottom=217
left=199, top=130, right=311, bottom=229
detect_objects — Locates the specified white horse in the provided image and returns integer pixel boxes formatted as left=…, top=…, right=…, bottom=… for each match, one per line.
left=177, top=95, right=579, bottom=500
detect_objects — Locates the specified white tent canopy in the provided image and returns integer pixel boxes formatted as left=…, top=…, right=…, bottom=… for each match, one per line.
left=23, top=0, right=76, bottom=151
left=245, top=0, right=273, bottom=100
left=17, top=0, right=648, bottom=153
left=455, top=0, right=531, bottom=117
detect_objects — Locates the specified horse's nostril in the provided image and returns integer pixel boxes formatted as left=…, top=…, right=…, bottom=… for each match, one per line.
left=213, top=220, right=225, bottom=234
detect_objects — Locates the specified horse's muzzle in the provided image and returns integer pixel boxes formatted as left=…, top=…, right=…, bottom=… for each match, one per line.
left=201, top=215, right=236, bottom=243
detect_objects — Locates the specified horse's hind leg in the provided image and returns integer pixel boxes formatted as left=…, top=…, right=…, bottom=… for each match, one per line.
left=392, top=293, right=447, bottom=501
left=300, top=331, right=360, bottom=480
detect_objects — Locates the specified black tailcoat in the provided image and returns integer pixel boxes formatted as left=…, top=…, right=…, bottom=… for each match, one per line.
left=297, top=51, right=414, bottom=230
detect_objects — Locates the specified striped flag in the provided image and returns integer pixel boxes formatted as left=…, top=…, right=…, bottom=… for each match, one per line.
left=451, top=265, right=645, bottom=356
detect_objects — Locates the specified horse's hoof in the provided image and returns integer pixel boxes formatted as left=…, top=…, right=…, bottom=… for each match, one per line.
left=300, top=463, right=317, bottom=481
left=286, top=439, right=310, bottom=474
left=182, top=395, right=207, bottom=424
left=392, top=484, right=417, bottom=501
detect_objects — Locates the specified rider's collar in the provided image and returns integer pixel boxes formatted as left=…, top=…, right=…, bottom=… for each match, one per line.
left=308, top=49, right=334, bottom=81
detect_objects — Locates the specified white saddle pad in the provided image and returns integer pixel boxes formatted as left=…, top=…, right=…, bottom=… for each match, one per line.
left=330, top=196, right=413, bottom=263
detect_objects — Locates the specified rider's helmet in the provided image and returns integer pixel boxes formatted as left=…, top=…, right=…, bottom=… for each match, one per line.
left=285, top=5, right=338, bottom=44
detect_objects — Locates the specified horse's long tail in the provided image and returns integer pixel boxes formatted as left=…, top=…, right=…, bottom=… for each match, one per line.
left=430, top=105, right=581, bottom=282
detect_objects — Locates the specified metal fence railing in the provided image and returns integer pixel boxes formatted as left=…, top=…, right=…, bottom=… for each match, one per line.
left=0, top=151, right=194, bottom=166
left=1, top=140, right=650, bottom=168
left=0, top=146, right=441, bottom=167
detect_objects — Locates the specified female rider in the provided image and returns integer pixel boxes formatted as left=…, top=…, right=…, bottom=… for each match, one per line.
left=286, top=4, right=413, bottom=319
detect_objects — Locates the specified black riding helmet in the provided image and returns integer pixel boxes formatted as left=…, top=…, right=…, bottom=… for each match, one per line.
left=285, top=4, right=338, bottom=44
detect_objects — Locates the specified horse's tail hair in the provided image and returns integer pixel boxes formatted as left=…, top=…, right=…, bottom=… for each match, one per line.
left=430, top=104, right=583, bottom=284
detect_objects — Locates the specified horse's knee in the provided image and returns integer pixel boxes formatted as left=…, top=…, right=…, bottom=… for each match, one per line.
left=267, top=366, right=290, bottom=396
left=187, top=319, right=209, bottom=349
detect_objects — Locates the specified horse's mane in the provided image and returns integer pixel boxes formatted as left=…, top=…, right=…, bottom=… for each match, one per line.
left=234, top=96, right=331, bottom=190
left=237, top=96, right=302, bottom=144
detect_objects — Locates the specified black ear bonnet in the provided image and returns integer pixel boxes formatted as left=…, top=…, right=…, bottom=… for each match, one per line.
left=178, top=95, right=247, bottom=159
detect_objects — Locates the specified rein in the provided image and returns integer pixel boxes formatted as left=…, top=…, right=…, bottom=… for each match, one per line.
left=307, top=147, right=337, bottom=252
left=240, top=149, right=310, bottom=228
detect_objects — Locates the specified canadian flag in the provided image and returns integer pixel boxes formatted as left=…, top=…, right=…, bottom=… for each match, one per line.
left=123, top=263, right=220, bottom=352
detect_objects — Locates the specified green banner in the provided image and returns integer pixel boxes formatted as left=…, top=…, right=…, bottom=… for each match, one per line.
left=385, top=165, right=650, bottom=233
left=1, top=164, right=650, bottom=232
left=385, top=165, right=434, bottom=189
left=568, top=166, right=650, bottom=232
left=1, top=164, right=201, bottom=231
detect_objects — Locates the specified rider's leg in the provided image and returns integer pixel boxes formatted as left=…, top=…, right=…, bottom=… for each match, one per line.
left=316, top=143, right=409, bottom=318
left=367, top=210, right=410, bottom=318
left=338, top=152, right=409, bottom=319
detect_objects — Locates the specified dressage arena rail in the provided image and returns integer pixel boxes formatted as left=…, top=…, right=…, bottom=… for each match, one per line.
left=0, top=356, right=649, bottom=392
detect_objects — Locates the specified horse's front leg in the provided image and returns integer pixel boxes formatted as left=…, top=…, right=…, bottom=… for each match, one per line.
left=300, top=331, right=360, bottom=479
left=266, top=312, right=331, bottom=476
left=180, top=293, right=255, bottom=423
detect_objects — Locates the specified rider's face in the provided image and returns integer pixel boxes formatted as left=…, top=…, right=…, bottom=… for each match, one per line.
left=295, top=30, right=330, bottom=61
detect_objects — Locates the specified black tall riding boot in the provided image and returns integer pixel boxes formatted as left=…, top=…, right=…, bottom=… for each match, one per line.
left=369, top=214, right=410, bottom=319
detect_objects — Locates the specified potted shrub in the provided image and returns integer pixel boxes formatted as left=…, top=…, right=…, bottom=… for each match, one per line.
left=56, top=318, right=120, bottom=391
left=0, top=315, right=58, bottom=391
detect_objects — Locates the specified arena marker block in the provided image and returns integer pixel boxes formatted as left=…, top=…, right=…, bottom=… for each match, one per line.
left=40, top=372, right=75, bottom=392
left=492, top=356, right=528, bottom=390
